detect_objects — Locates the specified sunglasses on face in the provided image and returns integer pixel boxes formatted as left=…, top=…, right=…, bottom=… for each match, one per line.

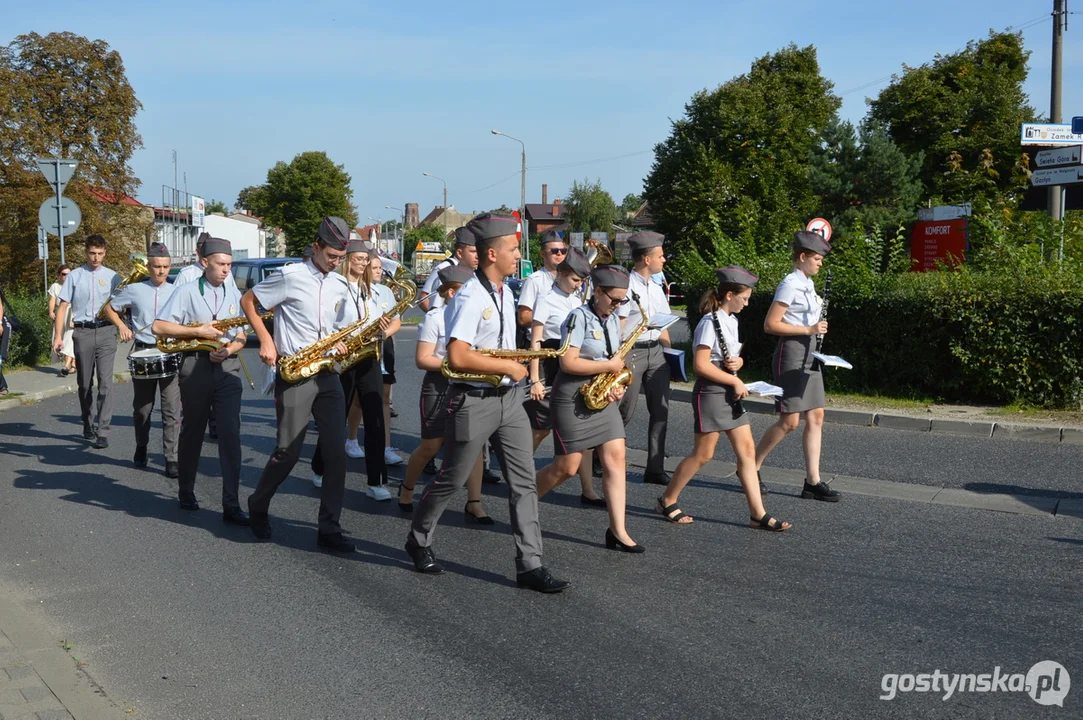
left=603, top=289, right=630, bottom=306
left=547, top=247, right=568, bottom=255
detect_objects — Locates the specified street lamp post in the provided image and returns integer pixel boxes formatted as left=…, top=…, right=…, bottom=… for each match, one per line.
left=384, top=205, right=405, bottom=257
left=491, top=130, right=528, bottom=266
left=422, top=172, right=449, bottom=244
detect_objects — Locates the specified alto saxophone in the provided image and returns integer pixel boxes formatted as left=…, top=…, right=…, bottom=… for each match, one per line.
left=96, top=258, right=148, bottom=319
left=277, top=294, right=370, bottom=384
left=580, top=293, right=648, bottom=410
left=156, top=311, right=273, bottom=353
left=338, top=265, right=417, bottom=372
left=440, top=331, right=572, bottom=387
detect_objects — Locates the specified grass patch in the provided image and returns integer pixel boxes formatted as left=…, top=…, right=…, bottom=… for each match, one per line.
left=0, top=392, right=25, bottom=399
left=986, top=402, right=1083, bottom=425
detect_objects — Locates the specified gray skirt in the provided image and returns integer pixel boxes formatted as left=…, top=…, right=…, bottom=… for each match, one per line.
left=419, top=371, right=450, bottom=440
left=693, top=379, right=750, bottom=433
left=772, top=336, right=826, bottom=413
left=523, top=355, right=560, bottom=431
left=550, top=370, right=625, bottom=455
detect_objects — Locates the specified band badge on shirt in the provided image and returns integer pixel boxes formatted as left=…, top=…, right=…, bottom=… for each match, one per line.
left=482, top=307, right=493, bottom=321
left=334, top=300, right=343, bottom=313
left=98, top=278, right=107, bottom=287
left=592, top=329, right=603, bottom=340
left=381, top=302, right=388, bottom=309
left=229, top=304, right=236, bottom=314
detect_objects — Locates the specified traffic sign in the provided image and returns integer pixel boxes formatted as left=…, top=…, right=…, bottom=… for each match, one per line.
left=38, top=197, right=81, bottom=236
left=1074, top=117, right=1083, bottom=135
left=37, top=228, right=48, bottom=261
left=1030, top=166, right=1083, bottom=187
left=35, top=158, right=78, bottom=195
left=1034, top=145, right=1082, bottom=168
left=806, top=217, right=833, bottom=241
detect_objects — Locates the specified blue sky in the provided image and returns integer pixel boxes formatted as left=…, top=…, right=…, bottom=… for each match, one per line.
left=6, top=0, right=1081, bottom=225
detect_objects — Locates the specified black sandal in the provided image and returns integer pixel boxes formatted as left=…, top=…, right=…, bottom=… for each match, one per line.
left=656, top=497, right=693, bottom=524
left=749, top=513, right=790, bottom=532
left=464, top=499, right=495, bottom=525
left=397, top=483, right=414, bottom=514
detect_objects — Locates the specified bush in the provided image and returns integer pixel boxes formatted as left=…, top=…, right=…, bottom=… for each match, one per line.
left=3, top=288, right=53, bottom=368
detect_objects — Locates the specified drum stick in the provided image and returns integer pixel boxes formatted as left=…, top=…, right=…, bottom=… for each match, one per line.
left=237, top=352, right=255, bottom=390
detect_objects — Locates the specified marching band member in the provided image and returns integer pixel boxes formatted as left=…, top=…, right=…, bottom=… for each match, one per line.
left=417, top=227, right=477, bottom=312
left=754, top=231, right=841, bottom=502
left=535, top=265, right=644, bottom=553
left=243, top=217, right=357, bottom=550
left=152, top=237, right=247, bottom=520
left=524, top=247, right=603, bottom=505
left=103, top=242, right=179, bottom=477
left=399, top=263, right=491, bottom=523
left=52, top=234, right=124, bottom=448
left=339, top=241, right=370, bottom=464
left=617, top=231, right=673, bottom=485
left=658, top=267, right=791, bottom=530
left=405, top=212, right=570, bottom=593
left=173, top=233, right=211, bottom=286
left=516, top=229, right=567, bottom=342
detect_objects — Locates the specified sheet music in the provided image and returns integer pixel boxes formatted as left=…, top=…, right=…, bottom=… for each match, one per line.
left=811, top=352, right=853, bottom=370
left=647, top=313, right=680, bottom=332
left=745, top=381, right=783, bottom=397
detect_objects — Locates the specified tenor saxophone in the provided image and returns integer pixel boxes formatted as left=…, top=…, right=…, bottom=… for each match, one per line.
left=96, top=258, right=148, bottom=319
left=579, top=293, right=648, bottom=410
left=440, top=331, right=572, bottom=387
left=156, top=311, right=273, bottom=353
left=277, top=296, right=369, bottom=384
left=338, top=265, right=417, bottom=372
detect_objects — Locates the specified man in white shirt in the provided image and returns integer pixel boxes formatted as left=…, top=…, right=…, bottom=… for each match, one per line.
left=417, top=227, right=477, bottom=312
left=516, top=230, right=567, bottom=334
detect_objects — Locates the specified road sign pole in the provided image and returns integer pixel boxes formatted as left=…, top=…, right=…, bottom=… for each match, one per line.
left=39, top=227, right=48, bottom=295
left=53, top=160, right=66, bottom=265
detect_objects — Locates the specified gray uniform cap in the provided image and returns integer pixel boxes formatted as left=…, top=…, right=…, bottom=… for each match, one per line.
left=346, top=239, right=366, bottom=255
left=437, top=264, right=474, bottom=287
left=715, top=265, right=758, bottom=287
left=317, top=216, right=350, bottom=250
left=591, top=264, right=630, bottom=289
left=147, top=242, right=170, bottom=258
left=453, top=225, right=476, bottom=247
left=540, top=230, right=564, bottom=246
left=561, top=247, right=591, bottom=278
left=202, top=237, right=232, bottom=257
left=627, top=231, right=664, bottom=253
left=793, top=230, right=831, bottom=256
left=466, top=212, right=519, bottom=242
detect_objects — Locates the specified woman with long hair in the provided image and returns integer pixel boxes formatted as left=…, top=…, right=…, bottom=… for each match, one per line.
left=399, top=264, right=491, bottom=523
left=47, top=265, right=76, bottom=375
left=658, top=267, right=791, bottom=530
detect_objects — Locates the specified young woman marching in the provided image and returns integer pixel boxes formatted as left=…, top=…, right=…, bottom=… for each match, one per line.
left=535, top=265, right=644, bottom=553
left=524, top=248, right=604, bottom=506
left=754, top=230, right=840, bottom=502
left=399, top=264, right=492, bottom=523
left=658, top=267, right=791, bottom=531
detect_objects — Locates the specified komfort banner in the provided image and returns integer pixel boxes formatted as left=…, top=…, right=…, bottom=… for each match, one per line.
left=910, top=219, right=968, bottom=272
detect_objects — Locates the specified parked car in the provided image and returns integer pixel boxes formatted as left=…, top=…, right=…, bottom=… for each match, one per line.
left=231, top=257, right=302, bottom=341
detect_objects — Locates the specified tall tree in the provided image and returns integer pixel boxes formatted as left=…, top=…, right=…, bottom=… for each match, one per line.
left=620, top=193, right=643, bottom=214
left=235, top=185, right=268, bottom=215
left=565, top=178, right=617, bottom=233
left=867, top=31, right=1037, bottom=203
left=644, top=44, right=840, bottom=258
left=205, top=199, right=229, bottom=214
left=0, top=32, right=146, bottom=287
left=249, top=152, right=358, bottom=255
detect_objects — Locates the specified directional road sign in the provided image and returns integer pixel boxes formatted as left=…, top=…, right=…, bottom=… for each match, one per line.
left=35, top=158, right=78, bottom=195
left=38, top=197, right=82, bottom=236
left=1030, top=165, right=1083, bottom=188
left=1034, top=145, right=1082, bottom=168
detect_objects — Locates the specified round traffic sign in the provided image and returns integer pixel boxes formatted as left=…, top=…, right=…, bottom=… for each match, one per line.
left=38, top=197, right=82, bottom=237
left=805, top=217, right=832, bottom=242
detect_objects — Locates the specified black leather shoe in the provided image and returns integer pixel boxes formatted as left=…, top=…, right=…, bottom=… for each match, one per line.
left=83, top=427, right=96, bottom=441
left=389, top=407, right=399, bottom=418
left=178, top=494, right=199, bottom=511
left=642, top=471, right=670, bottom=485
left=482, top=468, right=502, bottom=484
left=405, top=541, right=444, bottom=574
left=222, top=507, right=251, bottom=526
left=133, top=446, right=148, bottom=467
left=605, top=528, right=646, bottom=554
left=207, top=422, right=218, bottom=441
left=317, top=533, right=357, bottom=553
left=164, top=462, right=179, bottom=479
left=516, top=566, right=570, bottom=593
left=423, top=459, right=439, bottom=476
left=93, top=436, right=109, bottom=450
left=801, top=479, right=841, bottom=502
left=250, top=512, right=272, bottom=541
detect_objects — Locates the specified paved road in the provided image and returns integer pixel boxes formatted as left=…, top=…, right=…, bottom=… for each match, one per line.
left=0, top=327, right=1080, bottom=719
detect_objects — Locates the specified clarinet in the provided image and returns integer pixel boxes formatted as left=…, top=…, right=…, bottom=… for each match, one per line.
left=709, top=310, right=745, bottom=419
left=813, top=269, right=832, bottom=370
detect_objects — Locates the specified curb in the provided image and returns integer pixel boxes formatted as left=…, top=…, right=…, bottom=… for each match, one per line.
left=0, top=373, right=131, bottom=413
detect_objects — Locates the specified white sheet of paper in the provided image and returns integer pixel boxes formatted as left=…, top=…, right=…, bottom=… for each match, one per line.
left=812, top=352, right=853, bottom=370
left=261, top=363, right=277, bottom=396
left=745, top=381, right=783, bottom=397
left=647, top=313, right=680, bottom=332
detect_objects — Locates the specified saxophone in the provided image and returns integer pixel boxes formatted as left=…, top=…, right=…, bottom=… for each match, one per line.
left=440, top=332, right=572, bottom=387
left=277, top=292, right=370, bottom=383
left=580, top=293, right=648, bottom=410
left=96, top=258, right=148, bottom=319
left=338, top=265, right=417, bottom=372
left=156, top=311, right=273, bottom=353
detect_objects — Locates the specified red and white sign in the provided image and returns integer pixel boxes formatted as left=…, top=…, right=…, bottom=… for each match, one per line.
left=910, top=219, right=968, bottom=272
left=806, top=218, right=832, bottom=241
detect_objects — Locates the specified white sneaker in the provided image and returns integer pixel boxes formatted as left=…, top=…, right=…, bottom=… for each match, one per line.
left=312, top=473, right=323, bottom=489
left=366, top=485, right=392, bottom=501
left=384, top=447, right=404, bottom=465
left=345, top=439, right=364, bottom=458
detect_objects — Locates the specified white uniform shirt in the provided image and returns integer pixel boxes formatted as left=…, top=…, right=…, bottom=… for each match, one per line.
left=421, top=257, right=457, bottom=310
left=156, top=276, right=244, bottom=344
left=371, top=282, right=398, bottom=320
left=417, top=307, right=448, bottom=361
left=618, top=269, right=671, bottom=342
left=444, top=274, right=517, bottom=386
left=773, top=269, right=822, bottom=327
left=533, top=286, right=583, bottom=342
left=173, top=264, right=203, bottom=286
left=517, top=267, right=556, bottom=312
left=251, top=260, right=351, bottom=356
left=693, top=310, right=742, bottom=365
left=112, top=280, right=175, bottom=345
left=59, top=265, right=120, bottom=323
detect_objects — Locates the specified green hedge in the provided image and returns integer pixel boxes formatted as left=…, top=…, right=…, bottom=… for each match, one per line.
left=2, top=289, right=54, bottom=368
left=683, top=270, right=1083, bottom=409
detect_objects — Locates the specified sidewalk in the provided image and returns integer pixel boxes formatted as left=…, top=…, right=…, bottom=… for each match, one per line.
left=0, top=344, right=133, bottom=414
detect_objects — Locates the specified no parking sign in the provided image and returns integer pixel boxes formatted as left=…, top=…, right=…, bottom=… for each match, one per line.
left=806, top=217, right=832, bottom=242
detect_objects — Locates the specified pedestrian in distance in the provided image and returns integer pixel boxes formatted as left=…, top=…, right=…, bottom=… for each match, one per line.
left=47, top=265, right=76, bottom=376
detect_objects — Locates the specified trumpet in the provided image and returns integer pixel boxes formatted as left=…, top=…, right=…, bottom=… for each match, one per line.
left=579, top=292, right=648, bottom=410
left=441, top=331, right=572, bottom=387
left=156, top=311, right=273, bottom=353
left=96, top=258, right=148, bottom=319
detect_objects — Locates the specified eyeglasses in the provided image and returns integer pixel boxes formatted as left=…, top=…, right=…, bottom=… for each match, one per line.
left=60, top=272, right=70, bottom=277
left=547, top=247, right=568, bottom=255
left=603, top=289, right=630, bottom=306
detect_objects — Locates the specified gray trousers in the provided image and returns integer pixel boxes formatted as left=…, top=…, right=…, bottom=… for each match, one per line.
left=250, top=373, right=346, bottom=536
left=133, top=375, right=180, bottom=461
left=72, top=326, right=117, bottom=436
left=618, top=343, right=671, bottom=473
left=409, top=386, right=542, bottom=574
left=177, top=353, right=243, bottom=509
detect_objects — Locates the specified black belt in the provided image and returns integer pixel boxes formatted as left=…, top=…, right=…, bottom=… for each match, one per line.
left=74, top=320, right=110, bottom=329
left=634, top=339, right=660, bottom=349
left=456, top=383, right=517, bottom=398
left=134, top=341, right=157, bottom=350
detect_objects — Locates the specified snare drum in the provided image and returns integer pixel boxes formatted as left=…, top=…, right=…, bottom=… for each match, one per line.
left=128, top=349, right=180, bottom=379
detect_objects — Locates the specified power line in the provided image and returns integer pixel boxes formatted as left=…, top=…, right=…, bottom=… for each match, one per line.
left=530, top=149, right=653, bottom=171
left=462, top=169, right=522, bottom=195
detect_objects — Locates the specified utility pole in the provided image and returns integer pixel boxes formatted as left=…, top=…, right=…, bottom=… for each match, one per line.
left=1049, top=0, right=1067, bottom=222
